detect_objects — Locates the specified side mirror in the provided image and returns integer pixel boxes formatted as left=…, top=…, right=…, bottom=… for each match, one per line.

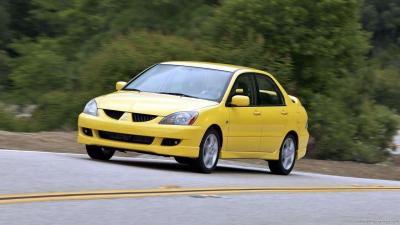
left=115, top=81, right=127, bottom=91
left=230, top=95, right=250, bottom=107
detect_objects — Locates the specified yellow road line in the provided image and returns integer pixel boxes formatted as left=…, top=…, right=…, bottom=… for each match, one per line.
left=1, top=186, right=399, bottom=205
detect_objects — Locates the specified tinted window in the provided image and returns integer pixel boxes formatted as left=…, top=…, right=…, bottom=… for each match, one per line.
left=255, top=74, right=284, bottom=106
left=229, top=74, right=255, bottom=105
left=124, top=64, right=233, bottom=102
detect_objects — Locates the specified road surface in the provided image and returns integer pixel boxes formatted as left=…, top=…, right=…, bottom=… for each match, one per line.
left=0, top=149, right=399, bottom=225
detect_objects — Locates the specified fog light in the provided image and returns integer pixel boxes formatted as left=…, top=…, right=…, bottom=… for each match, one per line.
left=82, top=128, right=93, bottom=137
left=161, top=138, right=181, bottom=146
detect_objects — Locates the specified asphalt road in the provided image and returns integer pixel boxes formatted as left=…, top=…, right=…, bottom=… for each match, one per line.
left=0, top=149, right=399, bottom=225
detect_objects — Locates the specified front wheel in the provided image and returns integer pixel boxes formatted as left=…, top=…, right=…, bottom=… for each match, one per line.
left=86, top=145, right=115, bottom=160
left=192, top=128, right=221, bottom=173
left=268, top=135, right=296, bottom=175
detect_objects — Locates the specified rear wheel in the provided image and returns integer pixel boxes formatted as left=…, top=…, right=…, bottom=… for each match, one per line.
left=192, top=128, right=221, bottom=173
left=268, top=134, right=296, bottom=175
left=86, top=145, right=115, bottom=160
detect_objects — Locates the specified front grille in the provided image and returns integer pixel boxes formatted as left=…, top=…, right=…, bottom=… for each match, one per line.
left=132, top=113, right=157, bottom=122
left=103, top=109, right=124, bottom=120
left=98, top=130, right=154, bottom=145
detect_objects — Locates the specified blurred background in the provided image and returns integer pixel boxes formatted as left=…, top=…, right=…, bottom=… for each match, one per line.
left=0, top=0, right=399, bottom=165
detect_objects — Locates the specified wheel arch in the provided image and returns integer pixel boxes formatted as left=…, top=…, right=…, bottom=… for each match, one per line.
left=286, top=130, right=298, bottom=149
left=208, top=124, right=223, bottom=148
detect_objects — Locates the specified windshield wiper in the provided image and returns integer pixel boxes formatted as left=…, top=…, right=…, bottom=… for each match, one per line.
left=157, top=92, right=200, bottom=99
left=124, top=88, right=141, bottom=92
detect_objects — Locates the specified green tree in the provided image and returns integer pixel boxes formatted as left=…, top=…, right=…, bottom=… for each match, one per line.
left=9, top=38, right=72, bottom=103
left=201, top=0, right=397, bottom=162
left=0, top=2, right=10, bottom=49
left=204, top=0, right=369, bottom=94
left=79, top=32, right=219, bottom=95
left=363, top=0, right=400, bottom=48
left=0, top=0, right=398, bottom=163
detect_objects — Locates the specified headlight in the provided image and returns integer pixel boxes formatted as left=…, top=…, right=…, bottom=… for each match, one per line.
left=83, top=99, right=98, bottom=116
left=159, top=111, right=198, bottom=125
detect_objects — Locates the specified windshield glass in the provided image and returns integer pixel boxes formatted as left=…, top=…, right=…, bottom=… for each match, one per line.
left=124, top=64, right=233, bottom=102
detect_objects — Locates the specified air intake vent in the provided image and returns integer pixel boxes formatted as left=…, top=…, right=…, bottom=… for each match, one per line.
left=103, top=109, right=124, bottom=120
left=98, top=131, right=154, bottom=144
left=132, top=113, right=157, bottom=122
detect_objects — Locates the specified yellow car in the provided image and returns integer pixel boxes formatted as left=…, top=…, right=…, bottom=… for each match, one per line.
left=78, top=61, right=309, bottom=174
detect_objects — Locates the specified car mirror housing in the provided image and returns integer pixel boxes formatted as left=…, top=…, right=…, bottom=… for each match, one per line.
left=115, top=81, right=127, bottom=91
left=231, top=95, right=250, bottom=107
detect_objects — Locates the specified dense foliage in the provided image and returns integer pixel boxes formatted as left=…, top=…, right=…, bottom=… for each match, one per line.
left=0, top=0, right=398, bottom=163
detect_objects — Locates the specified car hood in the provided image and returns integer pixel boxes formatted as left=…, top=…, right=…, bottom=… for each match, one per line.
left=96, top=91, right=218, bottom=116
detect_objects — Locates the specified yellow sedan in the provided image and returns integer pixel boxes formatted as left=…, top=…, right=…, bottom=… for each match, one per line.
left=77, top=61, right=309, bottom=174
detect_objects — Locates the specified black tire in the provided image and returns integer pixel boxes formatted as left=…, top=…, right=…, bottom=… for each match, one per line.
left=86, top=145, right=115, bottom=160
left=174, top=156, right=193, bottom=165
left=192, top=128, right=221, bottom=173
left=268, top=134, right=297, bottom=175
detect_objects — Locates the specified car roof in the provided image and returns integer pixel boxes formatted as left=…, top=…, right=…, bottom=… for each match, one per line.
left=161, top=61, right=253, bottom=73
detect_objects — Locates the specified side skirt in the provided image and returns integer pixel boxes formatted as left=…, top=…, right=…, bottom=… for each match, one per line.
left=220, top=150, right=279, bottom=160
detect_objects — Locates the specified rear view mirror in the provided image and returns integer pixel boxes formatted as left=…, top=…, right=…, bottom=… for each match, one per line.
left=115, top=81, right=127, bottom=91
left=231, top=95, right=250, bottom=107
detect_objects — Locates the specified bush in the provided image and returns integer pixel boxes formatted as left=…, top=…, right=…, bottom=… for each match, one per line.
left=79, top=32, right=219, bottom=96
left=1, top=0, right=399, bottom=164
left=308, top=94, right=399, bottom=163
left=9, top=38, right=73, bottom=103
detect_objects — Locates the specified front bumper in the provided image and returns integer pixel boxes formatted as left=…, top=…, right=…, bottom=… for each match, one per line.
left=77, top=113, right=203, bottom=158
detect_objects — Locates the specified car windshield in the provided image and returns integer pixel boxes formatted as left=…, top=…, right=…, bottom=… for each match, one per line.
left=124, top=64, right=233, bottom=102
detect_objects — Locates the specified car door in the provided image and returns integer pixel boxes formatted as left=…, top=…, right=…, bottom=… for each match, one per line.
left=226, top=73, right=262, bottom=152
left=254, top=73, right=288, bottom=153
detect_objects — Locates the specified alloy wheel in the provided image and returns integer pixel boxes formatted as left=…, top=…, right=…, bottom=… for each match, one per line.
left=202, top=133, right=219, bottom=169
left=281, top=137, right=295, bottom=170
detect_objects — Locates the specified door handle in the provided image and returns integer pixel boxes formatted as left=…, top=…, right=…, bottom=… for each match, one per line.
left=281, top=111, right=288, bottom=115
left=253, top=111, right=261, bottom=116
